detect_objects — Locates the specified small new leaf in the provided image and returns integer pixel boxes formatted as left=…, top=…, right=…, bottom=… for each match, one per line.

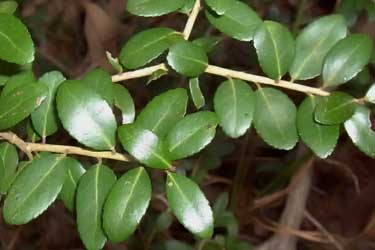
left=113, top=85, right=135, bottom=124
left=189, top=78, right=205, bottom=109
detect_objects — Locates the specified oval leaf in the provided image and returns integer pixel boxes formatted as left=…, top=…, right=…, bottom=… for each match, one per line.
left=1, top=70, right=35, bottom=97
left=166, top=172, right=214, bottom=238
left=127, top=0, right=185, bottom=17
left=204, top=0, right=234, bottom=15
left=297, top=96, right=339, bottom=158
left=0, top=142, right=18, bottom=194
left=167, top=41, right=208, bottom=77
left=0, top=1, right=18, bottom=14
left=3, top=153, right=67, bottom=225
left=166, top=111, right=219, bottom=160
left=82, top=68, right=114, bottom=105
left=254, top=21, right=295, bottom=80
left=136, top=88, right=188, bottom=138
left=113, top=85, right=135, bottom=124
left=289, top=15, right=347, bottom=80
left=189, top=78, right=205, bottom=109
left=0, top=14, right=34, bottom=64
left=76, top=165, right=116, bottom=250
left=118, top=124, right=172, bottom=169
left=254, top=88, right=298, bottom=150
left=323, top=34, right=373, bottom=87
left=103, top=167, right=151, bottom=242
left=214, top=79, right=255, bottom=138
left=56, top=81, right=117, bottom=150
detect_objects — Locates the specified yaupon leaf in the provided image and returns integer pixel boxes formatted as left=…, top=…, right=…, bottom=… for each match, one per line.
left=1, top=70, right=34, bottom=97
left=31, top=71, right=66, bottom=139
left=167, top=41, right=208, bottom=77
left=166, top=111, right=219, bottom=160
left=323, top=34, right=373, bottom=87
left=27, top=119, right=41, bottom=142
left=179, top=0, right=194, bottom=14
left=254, top=21, right=295, bottom=80
left=345, top=106, right=375, bottom=158
left=3, top=153, right=67, bottom=225
left=58, top=157, right=85, bottom=212
left=214, top=79, right=255, bottom=138
left=254, top=88, right=298, bottom=150
left=193, top=36, right=221, bottom=53
left=204, top=0, right=234, bottom=15
left=365, top=83, right=375, bottom=104
left=0, top=82, right=47, bottom=130
left=120, top=28, right=182, bottom=69
left=82, top=68, right=114, bottom=105
left=76, top=165, right=116, bottom=250
left=289, top=15, right=347, bottom=80
left=127, top=0, right=185, bottom=17
left=0, top=1, right=18, bottom=14
left=315, top=92, right=357, bottom=125
left=136, top=88, right=188, bottom=138
left=166, top=172, right=214, bottom=238
left=56, top=81, right=117, bottom=150
left=118, top=124, right=172, bottom=169
left=189, top=78, right=205, bottom=109
left=0, top=14, right=34, bottom=64
left=0, top=142, right=18, bottom=194
left=205, top=1, right=261, bottom=41
left=106, top=51, right=123, bottom=73
left=297, top=96, right=339, bottom=158
left=113, top=85, right=135, bottom=124
left=103, top=167, right=151, bottom=242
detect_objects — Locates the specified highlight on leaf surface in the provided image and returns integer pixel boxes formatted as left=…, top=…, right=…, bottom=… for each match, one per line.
left=127, top=0, right=185, bottom=17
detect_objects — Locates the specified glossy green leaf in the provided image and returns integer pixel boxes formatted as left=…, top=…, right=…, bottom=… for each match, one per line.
left=193, top=36, right=221, bottom=53
left=0, top=1, right=18, bottom=14
left=147, top=68, right=168, bottom=85
left=82, top=68, right=114, bottom=105
left=0, top=142, right=18, bottom=194
left=189, top=78, right=205, bottom=109
left=315, top=92, right=357, bottom=125
left=254, top=88, right=298, bottom=150
left=322, top=34, right=373, bottom=87
left=1, top=70, right=34, bottom=97
left=113, top=85, right=135, bottom=124
left=166, top=172, right=214, bottom=238
left=31, top=71, right=66, bottom=139
left=3, top=153, right=67, bottom=225
left=76, top=165, right=116, bottom=250
left=0, top=82, right=47, bottom=130
left=167, top=41, right=208, bottom=77
left=289, top=15, right=347, bottom=80
left=166, top=111, right=218, bottom=160
left=127, top=0, right=185, bottom=17
left=365, top=83, right=375, bottom=104
left=118, top=124, right=172, bottom=169
left=204, top=0, right=234, bottom=15
left=56, top=81, right=117, bottom=150
left=179, top=0, right=194, bottom=14
left=297, top=96, right=339, bottom=158
left=120, top=28, right=182, bottom=69
left=205, top=1, right=261, bottom=41
left=254, top=21, right=295, bottom=80
left=136, top=88, right=188, bottom=138
left=27, top=119, right=41, bottom=142
left=58, top=157, right=85, bottom=212
left=214, top=79, right=255, bottom=138
left=103, top=167, right=151, bottom=242
left=344, top=106, right=375, bottom=158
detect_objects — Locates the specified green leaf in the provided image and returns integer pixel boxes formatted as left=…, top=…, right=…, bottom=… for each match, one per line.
left=0, top=82, right=47, bottom=130
left=166, top=111, right=218, bottom=160
left=315, top=92, right=357, bottom=125
left=297, top=96, right=339, bottom=158
left=254, top=21, right=295, bottom=80
left=118, top=124, right=172, bottom=169
left=193, top=36, right=221, bottom=53
left=120, top=28, right=182, bottom=70
left=214, top=79, right=255, bottom=138
left=189, top=78, right=205, bottom=109
left=0, top=14, right=34, bottom=64
left=127, top=0, right=185, bottom=17
left=0, top=1, right=18, bottom=14
left=82, top=68, right=114, bottom=105
left=204, top=0, right=234, bottom=15
left=103, top=167, right=151, bottom=242
left=0, top=142, right=18, bottom=194
left=58, top=157, right=85, bottom=212
left=205, top=1, right=262, bottom=41
left=3, top=153, right=67, bottom=225
left=147, top=68, right=168, bottom=85
left=322, top=34, right=373, bottom=87
left=167, top=41, right=208, bottom=77
left=136, top=88, right=188, bottom=138
left=289, top=15, right=347, bottom=80
left=27, top=119, right=41, bottom=142
left=76, top=165, right=116, bottom=250
left=365, top=83, right=375, bottom=104
left=31, top=71, right=66, bottom=139
left=1, top=70, right=34, bottom=97
left=253, top=88, right=298, bottom=150
left=166, top=172, right=214, bottom=238
left=179, top=0, right=194, bottom=14
left=106, top=51, right=123, bottom=73
left=56, top=81, right=117, bottom=150
left=113, top=85, right=135, bottom=124
left=344, top=106, right=375, bottom=158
